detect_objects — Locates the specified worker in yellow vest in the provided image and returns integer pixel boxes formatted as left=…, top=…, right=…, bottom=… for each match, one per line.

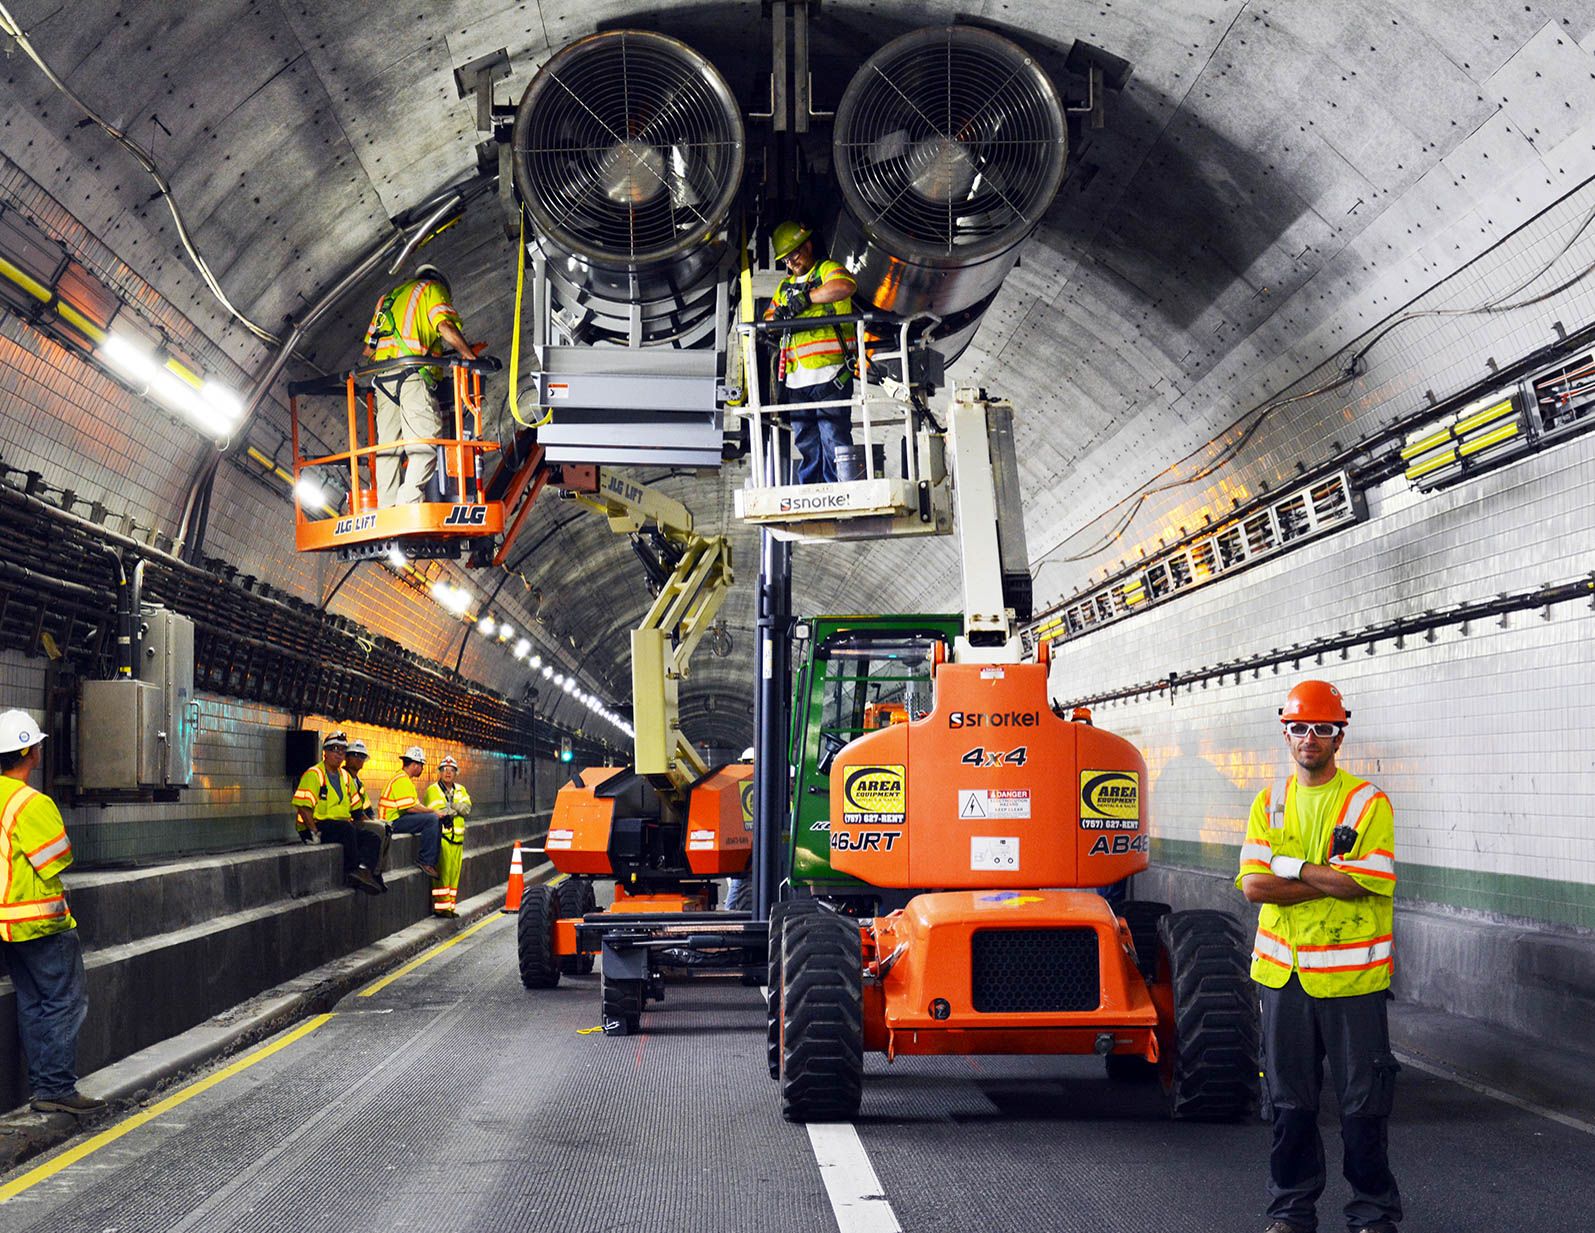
left=361, top=264, right=484, bottom=506
left=343, top=739, right=389, bottom=892
left=292, top=731, right=381, bottom=893
left=378, top=747, right=443, bottom=879
left=421, top=755, right=472, bottom=916
left=0, top=709, right=105, bottom=1116
left=1237, top=681, right=1401, bottom=1233
left=764, top=221, right=858, bottom=484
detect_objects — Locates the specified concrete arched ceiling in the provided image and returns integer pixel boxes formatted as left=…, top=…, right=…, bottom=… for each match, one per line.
left=4, top=0, right=1593, bottom=753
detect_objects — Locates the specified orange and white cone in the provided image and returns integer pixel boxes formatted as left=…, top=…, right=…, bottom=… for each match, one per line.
left=502, top=841, right=525, bottom=913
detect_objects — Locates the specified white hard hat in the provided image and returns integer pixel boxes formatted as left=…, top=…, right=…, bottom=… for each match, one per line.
left=0, top=709, right=46, bottom=755
left=438, top=755, right=459, bottom=770
left=346, top=739, right=368, bottom=756
left=403, top=746, right=426, bottom=764
left=322, top=730, right=349, bottom=749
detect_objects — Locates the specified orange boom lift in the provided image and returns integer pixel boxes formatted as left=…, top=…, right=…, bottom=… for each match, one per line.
left=767, top=391, right=1260, bottom=1122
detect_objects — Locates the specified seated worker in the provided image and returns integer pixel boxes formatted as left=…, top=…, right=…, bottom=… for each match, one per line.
left=343, top=739, right=389, bottom=892
left=379, top=746, right=444, bottom=879
left=292, top=731, right=382, bottom=893
left=360, top=263, right=484, bottom=506
left=421, top=755, right=472, bottom=917
left=764, top=221, right=858, bottom=485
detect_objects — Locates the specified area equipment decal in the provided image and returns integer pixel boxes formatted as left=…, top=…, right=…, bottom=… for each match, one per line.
left=842, top=764, right=906, bottom=826
left=1079, top=769, right=1140, bottom=829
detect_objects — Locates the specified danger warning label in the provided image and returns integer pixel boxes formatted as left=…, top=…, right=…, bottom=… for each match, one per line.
left=957, top=788, right=1031, bottom=820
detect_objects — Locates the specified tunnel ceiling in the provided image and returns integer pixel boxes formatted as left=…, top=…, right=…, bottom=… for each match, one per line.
left=3, top=0, right=1594, bottom=751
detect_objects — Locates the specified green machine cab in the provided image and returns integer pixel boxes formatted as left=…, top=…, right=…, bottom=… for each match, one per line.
left=784, top=614, right=963, bottom=905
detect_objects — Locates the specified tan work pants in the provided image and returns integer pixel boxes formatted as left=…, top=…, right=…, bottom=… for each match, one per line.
left=375, top=377, right=439, bottom=505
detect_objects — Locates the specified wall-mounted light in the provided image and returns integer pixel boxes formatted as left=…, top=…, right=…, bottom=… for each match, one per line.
left=1401, top=390, right=1527, bottom=490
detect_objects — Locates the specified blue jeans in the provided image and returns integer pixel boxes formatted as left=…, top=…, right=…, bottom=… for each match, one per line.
left=790, top=409, right=853, bottom=485
left=390, top=809, right=442, bottom=868
left=4, top=928, right=88, bottom=1099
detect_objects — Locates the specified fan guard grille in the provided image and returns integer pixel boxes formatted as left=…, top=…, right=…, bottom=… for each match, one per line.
left=835, top=27, right=1066, bottom=260
left=514, top=31, right=744, bottom=268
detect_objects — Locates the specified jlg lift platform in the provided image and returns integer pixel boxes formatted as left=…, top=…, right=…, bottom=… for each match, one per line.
left=288, top=355, right=503, bottom=561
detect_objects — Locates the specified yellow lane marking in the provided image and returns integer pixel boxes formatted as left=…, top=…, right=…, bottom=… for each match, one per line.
left=357, top=911, right=504, bottom=998
left=0, top=1013, right=335, bottom=1204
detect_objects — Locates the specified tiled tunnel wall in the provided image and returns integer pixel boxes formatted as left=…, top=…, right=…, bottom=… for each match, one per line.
left=1049, top=429, right=1595, bottom=932
left=0, top=647, right=561, bottom=866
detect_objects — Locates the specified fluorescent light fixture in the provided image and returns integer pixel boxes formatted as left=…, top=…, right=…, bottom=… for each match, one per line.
left=293, top=475, right=326, bottom=510
left=478, top=616, right=496, bottom=635
left=199, top=379, right=245, bottom=433
left=553, top=673, right=565, bottom=686
left=497, top=623, right=514, bottom=641
left=387, top=546, right=407, bottom=569
left=429, top=581, right=472, bottom=616
left=100, top=331, right=160, bottom=384
left=529, top=655, right=542, bottom=669
left=563, top=679, right=577, bottom=693
left=542, top=665, right=554, bottom=679
left=514, top=638, right=531, bottom=658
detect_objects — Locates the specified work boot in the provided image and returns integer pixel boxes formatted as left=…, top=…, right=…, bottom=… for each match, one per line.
left=1263, top=1223, right=1310, bottom=1233
left=32, top=1091, right=107, bottom=1116
left=348, top=867, right=382, bottom=894
left=415, top=860, right=439, bottom=878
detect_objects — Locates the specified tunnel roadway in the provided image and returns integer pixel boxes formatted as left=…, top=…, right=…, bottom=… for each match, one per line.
left=0, top=913, right=1588, bottom=1233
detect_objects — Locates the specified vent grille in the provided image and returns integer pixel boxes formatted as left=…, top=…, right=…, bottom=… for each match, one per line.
left=513, top=31, right=744, bottom=267
left=834, top=26, right=1066, bottom=259
left=971, top=928, right=1100, bottom=1013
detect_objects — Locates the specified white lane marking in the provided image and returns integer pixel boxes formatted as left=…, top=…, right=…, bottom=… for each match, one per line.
left=807, top=1122, right=904, bottom=1233
left=1396, top=1050, right=1595, bottom=1137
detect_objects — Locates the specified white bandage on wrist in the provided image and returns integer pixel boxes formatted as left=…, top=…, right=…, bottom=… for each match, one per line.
left=1270, top=855, right=1307, bottom=880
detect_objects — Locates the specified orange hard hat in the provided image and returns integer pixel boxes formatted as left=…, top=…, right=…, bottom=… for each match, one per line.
left=1280, top=680, right=1348, bottom=724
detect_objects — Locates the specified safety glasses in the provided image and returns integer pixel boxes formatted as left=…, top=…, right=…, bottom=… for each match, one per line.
left=1284, top=721, right=1342, bottom=739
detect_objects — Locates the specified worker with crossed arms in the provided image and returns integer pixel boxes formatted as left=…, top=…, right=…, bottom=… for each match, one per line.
left=1238, top=681, right=1401, bottom=1233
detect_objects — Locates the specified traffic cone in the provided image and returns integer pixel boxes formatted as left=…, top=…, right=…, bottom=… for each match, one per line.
left=502, top=841, right=525, bottom=913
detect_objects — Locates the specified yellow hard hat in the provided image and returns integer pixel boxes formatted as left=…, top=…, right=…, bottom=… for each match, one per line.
left=771, top=221, right=812, bottom=261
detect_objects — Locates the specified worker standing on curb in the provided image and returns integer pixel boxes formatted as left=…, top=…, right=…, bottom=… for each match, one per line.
left=1237, top=682, right=1402, bottom=1233
left=379, top=747, right=444, bottom=879
left=361, top=263, right=483, bottom=506
left=343, top=739, right=389, bottom=893
left=422, top=755, right=472, bottom=917
left=764, top=221, right=857, bottom=484
left=293, top=732, right=382, bottom=894
left=0, top=709, right=105, bottom=1117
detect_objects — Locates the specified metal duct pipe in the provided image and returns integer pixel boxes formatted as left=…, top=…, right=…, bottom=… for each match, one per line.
left=830, top=26, right=1067, bottom=364
left=511, top=30, right=745, bottom=347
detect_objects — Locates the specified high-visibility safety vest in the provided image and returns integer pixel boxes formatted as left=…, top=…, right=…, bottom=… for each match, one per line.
left=378, top=773, right=421, bottom=824
left=292, top=762, right=355, bottom=823
left=0, top=777, right=76, bottom=943
left=1235, top=768, right=1397, bottom=997
left=364, top=278, right=463, bottom=386
left=347, top=770, right=370, bottom=818
left=774, top=259, right=856, bottom=381
left=422, top=782, right=472, bottom=844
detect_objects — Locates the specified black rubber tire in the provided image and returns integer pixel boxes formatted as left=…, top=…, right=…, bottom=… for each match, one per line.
left=1156, top=909, right=1260, bottom=1120
left=1120, top=900, right=1172, bottom=981
left=766, top=898, right=827, bottom=1079
left=517, top=884, right=561, bottom=989
left=556, top=879, right=595, bottom=976
left=779, top=913, right=864, bottom=1122
left=602, top=973, right=644, bottom=1035
left=575, top=880, right=598, bottom=974
left=726, top=878, right=753, bottom=912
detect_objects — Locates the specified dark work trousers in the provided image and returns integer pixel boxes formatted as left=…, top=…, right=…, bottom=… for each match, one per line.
left=1260, top=974, right=1403, bottom=1231
left=390, top=808, right=442, bottom=869
left=318, top=817, right=381, bottom=878
left=783, top=371, right=853, bottom=485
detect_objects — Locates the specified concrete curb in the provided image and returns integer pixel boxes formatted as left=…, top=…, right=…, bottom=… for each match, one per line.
left=0, top=861, right=556, bottom=1177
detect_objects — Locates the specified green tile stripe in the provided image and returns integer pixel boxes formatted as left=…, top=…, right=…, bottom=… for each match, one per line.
left=1153, top=838, right=1595, bottom=931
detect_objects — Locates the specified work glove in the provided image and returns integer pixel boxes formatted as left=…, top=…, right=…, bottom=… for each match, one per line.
left=781, top=287, right=812, bottom=317
left=1270, top=854, right=1306, bottom=880
left=297, top=826, right=315, bottom=845
left=1330, top=825, right=1359, bottom=858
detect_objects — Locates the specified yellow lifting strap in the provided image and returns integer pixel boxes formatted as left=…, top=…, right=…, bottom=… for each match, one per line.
left=508, top=212, right=552, bottom=429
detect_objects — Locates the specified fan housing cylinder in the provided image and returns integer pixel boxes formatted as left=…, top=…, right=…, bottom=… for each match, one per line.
left=513, top=31, right=745, bottom=346
left=831, top=26, right=1067, bottom=363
